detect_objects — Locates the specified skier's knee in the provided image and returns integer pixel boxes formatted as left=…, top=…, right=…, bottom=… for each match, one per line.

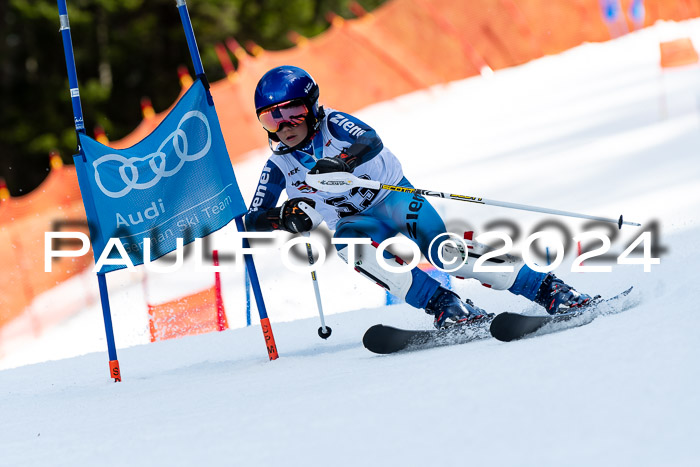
left=436, top=232, right=525, bottom=290
left=336, top=242, right=413, bottom=300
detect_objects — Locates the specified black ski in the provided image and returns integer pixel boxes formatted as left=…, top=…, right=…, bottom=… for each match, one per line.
left=362, top=318, right=493, bottom=354
left=489, top=287, right=635, bottom=342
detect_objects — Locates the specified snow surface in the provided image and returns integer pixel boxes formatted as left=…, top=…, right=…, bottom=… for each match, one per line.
left=2, top=20, right=700, bottom=467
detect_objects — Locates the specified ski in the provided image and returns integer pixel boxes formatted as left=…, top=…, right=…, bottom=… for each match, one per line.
left=489, top=287, right=635, bottom=342
left=363, top=287, right=636, bottom=353
left=362, top=318, right=493, bottom=354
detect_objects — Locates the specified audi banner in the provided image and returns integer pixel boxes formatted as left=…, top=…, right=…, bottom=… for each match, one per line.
left=74, top=78, right=247, bottom=273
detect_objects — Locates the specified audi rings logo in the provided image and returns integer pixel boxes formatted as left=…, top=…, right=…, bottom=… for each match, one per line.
left=93, top=111, right=212, bottom=198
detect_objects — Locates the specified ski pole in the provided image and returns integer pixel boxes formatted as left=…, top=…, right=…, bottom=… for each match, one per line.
left=302, top=232, right=332, bottom=339
left=306, top=172, right=641, bottom=229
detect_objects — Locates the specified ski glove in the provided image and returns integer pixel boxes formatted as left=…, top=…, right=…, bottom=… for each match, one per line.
left=308, top=154, right=353, bottom=175
left=265, top=197, right=318, bottom=233
left=308, top=140, right=375, bottom=174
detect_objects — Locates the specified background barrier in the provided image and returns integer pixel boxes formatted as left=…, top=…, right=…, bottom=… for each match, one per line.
left=0, top=156, right=92, bottom=330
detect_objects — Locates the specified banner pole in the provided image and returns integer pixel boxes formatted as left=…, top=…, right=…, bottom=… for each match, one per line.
left=57, top=0, right=85, bottom=141
left=245, top=268, right=251, bottom=327
left=175, top=0, right=206, bottom=80
left=235, top=217, right=278, bottom=360
left=97, top=273, right=121, bottom=381
left=175, top=0, right=278, bottom=359
left=57, top=0, right=121, bottom=381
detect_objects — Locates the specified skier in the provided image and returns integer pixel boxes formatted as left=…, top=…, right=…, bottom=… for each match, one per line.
left=245, top=65, right=592, bottom=329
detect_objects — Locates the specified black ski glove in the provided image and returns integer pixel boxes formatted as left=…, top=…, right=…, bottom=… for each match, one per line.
left=309, top=141, right=376, bottom=174
left=308, top=154, right=352, bottom=175
left=263, top=197, right=317, bottom=233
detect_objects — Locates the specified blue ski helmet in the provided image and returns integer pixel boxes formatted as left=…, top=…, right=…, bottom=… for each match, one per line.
left=254, top=66, right=323, bottom=150
left=255, top=65, right=320, bottom=116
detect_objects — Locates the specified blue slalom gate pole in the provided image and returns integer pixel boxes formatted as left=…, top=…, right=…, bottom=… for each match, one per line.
left=235, top=218, right=278, bottom=359
left=175, top=0, right=205, bottom=78
left=245, top=268, right=252, bottom=327
left=176, top=0, right=278, bottom=359
left=57, top=0, right=85, bottom=138
left=97, top=274, right=121, bottom=380
left=57, top=0, right=121, bottom=381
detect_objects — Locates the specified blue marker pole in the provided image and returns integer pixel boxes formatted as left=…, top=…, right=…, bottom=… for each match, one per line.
left=175, top=0, right=278, bottom=359
left=97, top=273, right=120, bottom=381
left=57, top=1, right=85, bottom=138
left=245, top=268, right=251, bottom=327
left=175, top=0, right=205, bottom=78
left=175, top=0, right=214, bottom=106
left=57, top=0, right=121, bottom=381
left=235, top=218, right=279, bottom=360
left=629, top=0, right=645, bottom=30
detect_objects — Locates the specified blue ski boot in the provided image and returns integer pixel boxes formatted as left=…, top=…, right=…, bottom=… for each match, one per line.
left=534, top=274, right=593, bottom=315
left=425, top=287, right=493, bottom=329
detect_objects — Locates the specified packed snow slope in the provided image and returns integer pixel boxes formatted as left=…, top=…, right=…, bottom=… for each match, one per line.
left=2, top=20, right=700, bottom=467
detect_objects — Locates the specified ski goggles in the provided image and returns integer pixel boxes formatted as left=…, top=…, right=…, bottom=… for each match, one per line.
left=257, top=100, right=310, bottom=132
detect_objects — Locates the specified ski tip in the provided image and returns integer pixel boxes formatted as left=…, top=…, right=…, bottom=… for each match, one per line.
left=362, top=325, right=394, bottom=354
left=489, top=313, right=520, bottom=342
left=489, top=312, right=550, bottom=342
left=363, top=324, right=385, bottom=338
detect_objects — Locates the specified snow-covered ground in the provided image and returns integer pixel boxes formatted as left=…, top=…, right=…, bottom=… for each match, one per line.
left=2, top=19, right=700, bottom=467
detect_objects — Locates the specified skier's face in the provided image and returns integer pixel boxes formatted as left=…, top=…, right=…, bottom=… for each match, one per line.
left=277, top=120, right=308, bottom=147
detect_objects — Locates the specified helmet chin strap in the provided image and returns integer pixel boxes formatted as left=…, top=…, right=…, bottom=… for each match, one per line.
left=269, top=106, right=325, bottom=155
left=269, top=130, right=318, bottom=155
left=269, top=137, right=296, bottom=155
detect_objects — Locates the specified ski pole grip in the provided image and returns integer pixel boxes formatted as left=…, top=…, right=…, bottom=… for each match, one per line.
left=306, top=172, right=379, bottom=192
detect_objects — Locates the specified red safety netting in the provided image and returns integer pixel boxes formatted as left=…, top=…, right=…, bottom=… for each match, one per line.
left=148, top=285, right=228, bottom=342
left=660, top=37, right=699, bottom=67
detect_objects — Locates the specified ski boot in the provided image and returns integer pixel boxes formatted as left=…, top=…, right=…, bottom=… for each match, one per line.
left=425, top=287, right=493, bottom=329
left=534, top=274, right=593, bottom=315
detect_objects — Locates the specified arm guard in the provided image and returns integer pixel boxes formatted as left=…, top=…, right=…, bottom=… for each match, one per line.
left=244, top=160, right=286, bottom=231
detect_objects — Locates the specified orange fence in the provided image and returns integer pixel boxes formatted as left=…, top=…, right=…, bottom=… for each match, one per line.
left=0, top=159, right=92, bottom=330
left=2, top=0, right=700, bottom=335
left=108, top=0, right=700, bottom=159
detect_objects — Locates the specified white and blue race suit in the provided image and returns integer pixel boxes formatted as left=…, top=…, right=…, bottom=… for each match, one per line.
left=245, top=108, right=456, bottom=309
left=245, top=109, right=547, bottom=309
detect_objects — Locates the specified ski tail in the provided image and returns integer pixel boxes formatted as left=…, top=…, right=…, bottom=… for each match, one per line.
left=490, top=287, right=635, bottom=342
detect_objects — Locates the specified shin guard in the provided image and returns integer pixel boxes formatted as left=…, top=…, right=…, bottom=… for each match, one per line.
left=337, top=242, right=414, bottom=301
left=440, top=232, right=525, bottom=290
